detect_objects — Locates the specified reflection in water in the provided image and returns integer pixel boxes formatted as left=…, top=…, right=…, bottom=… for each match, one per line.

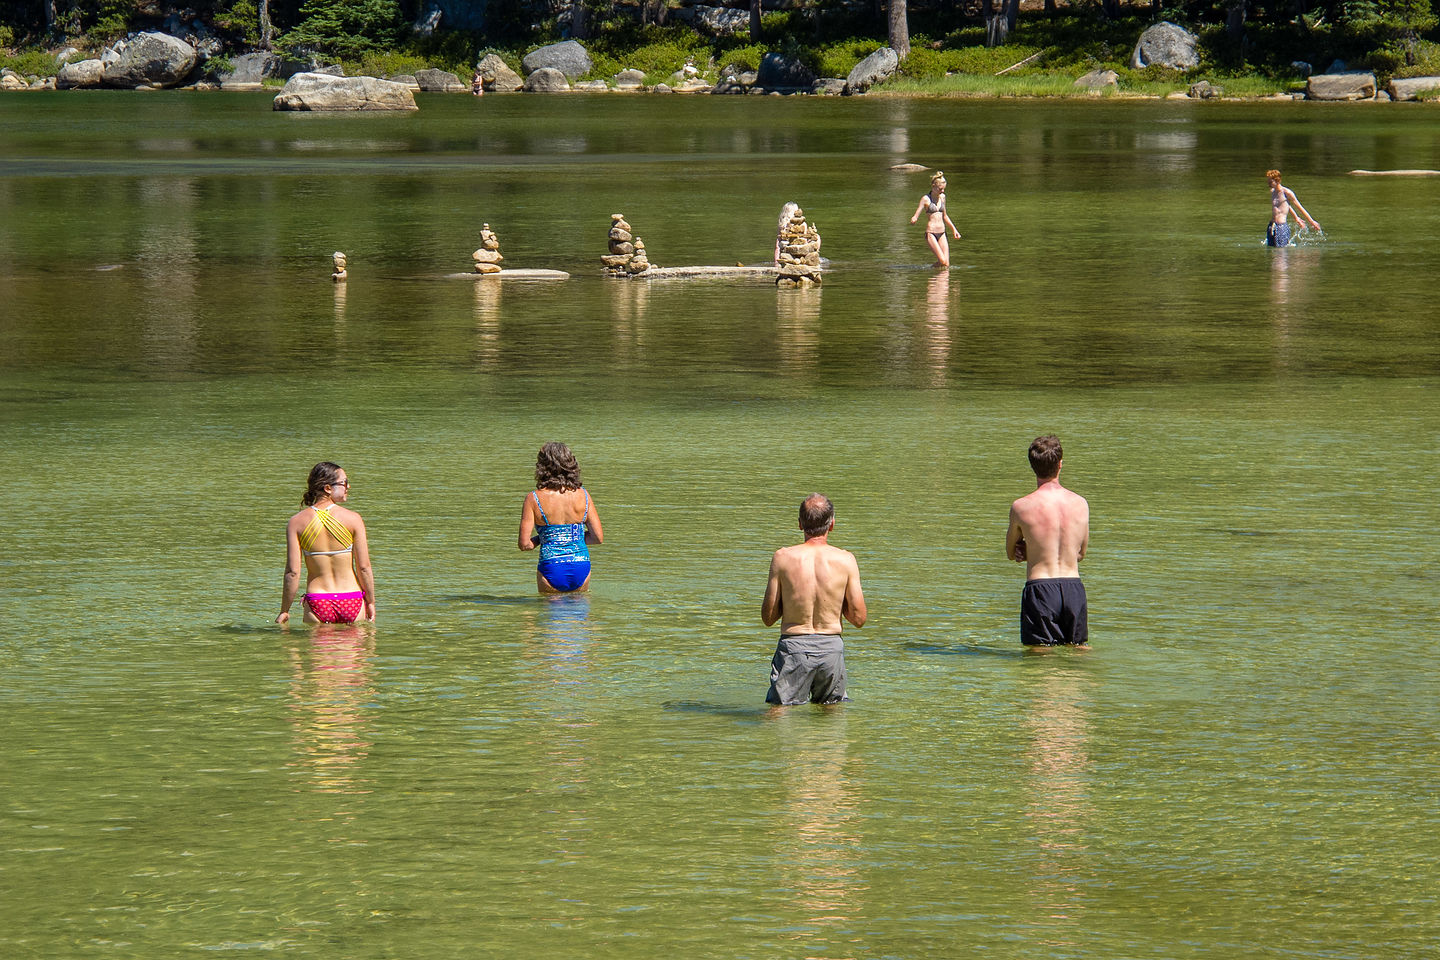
left=520, top=595, right=596, bottom=866
left=137, top=176, right=199, bottom=369
left=924, top=272, right=954, bottom=386
left=1268, top=248, right=1315, bottom=370
left=286, top=626, right=376, bottom=798
left=610, top=279, right=649, bottom=366
left=774, top=711, right=865, bottom=951
left=333, top=279, right=347, bottom=324
left=473, top=279, right=502, bottom=368
left=775, top=284, right=821, bottom=375
left=1021, top=661, right=1093, bottom=945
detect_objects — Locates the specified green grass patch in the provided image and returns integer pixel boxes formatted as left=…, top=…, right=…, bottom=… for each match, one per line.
left=1, top=49, right=59, bottom=77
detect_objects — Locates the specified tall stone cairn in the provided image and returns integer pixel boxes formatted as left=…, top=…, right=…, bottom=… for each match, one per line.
left=472, top=224, right=504, bottom=274
left=331, top=251, right=348, bottom=282
left=602, top=213, right=652, bottom=276
left=776, top=208, right=821, bottom=287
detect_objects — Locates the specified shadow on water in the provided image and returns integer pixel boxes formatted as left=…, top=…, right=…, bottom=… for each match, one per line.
left=661, top=700, right=774, bottom=721
left=904, top=642, right=1025, bottom=658
left=439, top=593, right=552, bottom=605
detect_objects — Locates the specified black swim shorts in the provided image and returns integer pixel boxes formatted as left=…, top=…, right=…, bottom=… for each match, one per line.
left=1020, top=578, right=1089, bottom=646
left=766, top=634, right=847, bottom=705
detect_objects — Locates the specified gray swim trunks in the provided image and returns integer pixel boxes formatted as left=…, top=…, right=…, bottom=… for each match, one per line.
left=766, top=633, right=847, bottom=705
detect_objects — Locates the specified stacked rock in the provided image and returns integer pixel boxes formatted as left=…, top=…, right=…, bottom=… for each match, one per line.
left=472, top=224, right=504, bottom=274
left=331, top=251, right=347, bottom=281
left=602, top=213, right=652, bottom=276
left=775, top=207, right=821, bottom=287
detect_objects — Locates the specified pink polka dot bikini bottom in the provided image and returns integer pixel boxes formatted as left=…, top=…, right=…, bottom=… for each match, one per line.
left=304, top=591, right=364, bottom=624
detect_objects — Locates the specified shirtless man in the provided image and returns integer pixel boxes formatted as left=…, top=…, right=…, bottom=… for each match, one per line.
left=1006, top=436, right=1090, bottom=646
left=1266, top=169, right=1321, bottom=247
left=761, top=494, right=867, bottom=705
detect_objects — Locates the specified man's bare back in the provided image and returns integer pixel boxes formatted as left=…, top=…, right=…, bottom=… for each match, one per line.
left=762, top=538, right=866, bottom=635
left=1006, top=481, right=1089, bottom=580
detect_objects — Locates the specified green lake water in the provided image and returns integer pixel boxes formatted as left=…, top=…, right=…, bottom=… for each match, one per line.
left=1, top=91, right=1438, bottom=958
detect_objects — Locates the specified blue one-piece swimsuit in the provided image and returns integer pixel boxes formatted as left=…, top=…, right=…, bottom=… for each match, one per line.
left=534, top=490, right=591, bottom=592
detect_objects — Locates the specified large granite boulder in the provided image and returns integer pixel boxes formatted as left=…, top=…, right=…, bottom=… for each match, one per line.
left=1130, top=22, right=1200, bottom=71
left=1388, top=76, right=1440, bottom=101
left=272, top=73, right=418, bottom=111
left=523, top=67, right=570, bottom=93
left=415, top=68, right=466, bottom=92
left=219, top=51, right=280, bottom=88
left=614, top=69, right=645, bottom=90
left=522, top=40, right=591, bottom=79
left=1306, top=72, right=1377, bottom=100
left=1, top=72, right=29, bottom=91
left=57, top=59, right=105, bottom=89
left=845, top=46, right=899, bottom=94
left=690, top=5, right=750, bottom=36
left=102, top=32, right=198, bottom=88
left=477, top=53, right=522, bottom=92
left=812, top=78, right=846, bottom=96
left=757, top=52, right=815, bottom=89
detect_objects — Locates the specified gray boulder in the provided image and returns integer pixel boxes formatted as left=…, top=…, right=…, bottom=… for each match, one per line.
left=56, top=47, right=82, bottom=65
left=220, top=51, right=280, bottom=88
left=712, top=75, right=747, bottom=95
left=522, top=41, right=591, bottom=79
left=101, top=32, right=198, bottom=88
left=845, top=46, right=899, bottom=94
left=1291, top=60, right=1313, bottom=77
left=692, top=5, right=750, bottom=36
left=1306, top=72, right=1376, bottom=101
left=388, top=74, right=421, bottom=90
left=1130, top=21, right=1200, bottom=71
left=652, top=83, right=674, bottom=94
left=1324, top=59, right=1348, bottom=74
left=1388, top=76, right=1440, bottom=101
left=522, top=67, right=571, bottom=93
left=614, top=69, right=645, bottom=89
left=812, top=78, right=846, bottom=96
left=1074, top=69, right=1119, bottom=90
left=1188, top=80, right=1223, bottom=99
left=415, top=68, right=466, bottom=92
left=576, top=79, right=609, bottom=91
left=757, top=52, right=814, bottom=89
left=272, top=73, right=418, bottom=111
left=57, top=59, right=105, bottom=89
left=477, top=54, right=522, bottom=92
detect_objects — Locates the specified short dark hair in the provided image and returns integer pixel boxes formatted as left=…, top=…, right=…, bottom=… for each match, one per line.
left=535, top=441, right=582, bottom=491
left=800, top=493, right=834, bottom=538
left=1028, top=435, right=1063, bottom=479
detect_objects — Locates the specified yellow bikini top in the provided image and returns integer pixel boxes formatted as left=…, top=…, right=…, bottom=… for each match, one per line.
left=299, top=505, right=354, bottom=556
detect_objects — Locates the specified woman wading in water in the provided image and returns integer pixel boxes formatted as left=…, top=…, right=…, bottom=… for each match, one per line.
left=519, top=442, right=605, bottom=594
left=910, top=171, right=961, bottom=267
left=278, top=462, right=376, bottom=624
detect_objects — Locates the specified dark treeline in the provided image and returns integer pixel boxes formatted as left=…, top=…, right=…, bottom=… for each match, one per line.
left=2, top=0, right=1438, bottom=78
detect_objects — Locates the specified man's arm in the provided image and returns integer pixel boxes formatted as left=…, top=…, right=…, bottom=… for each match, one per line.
left=1006, top=503, right=1027, bottom=562
left=841, top=554, right=867, bottom=628
left=1284, top=186, right=1320, bottom=230
left=761, top=553, right=783, bottom=627
left=1077, top=498, right=1090, bottom=562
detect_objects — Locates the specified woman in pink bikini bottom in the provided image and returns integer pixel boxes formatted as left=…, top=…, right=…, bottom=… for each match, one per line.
left=277, top=461, right=376, bottom=626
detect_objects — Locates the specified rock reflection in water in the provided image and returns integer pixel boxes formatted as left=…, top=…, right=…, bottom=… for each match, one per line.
left=473, top=278, right=502, bottom=368
left=285, top=625, right=376, bottom=799
left=610, top=279, right=649, bottom=365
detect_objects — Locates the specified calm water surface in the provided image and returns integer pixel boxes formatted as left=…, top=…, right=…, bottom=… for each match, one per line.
left=1, top=92, right=1438, bottom=959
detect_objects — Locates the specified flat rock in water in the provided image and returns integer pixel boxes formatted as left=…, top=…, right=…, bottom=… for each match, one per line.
left=637, top=265, right=778, bottom=280
left=446, top=269, right=571, bottom=280
left=1387, top=76, right=1440, bottom=101
left=1349, top=168, right=1440, bottom=176
left=890, top=162, right=928, bottom=171
left=1307, top=72, right=1376, bottom=100
left=273, top=73, right=418, bottom=111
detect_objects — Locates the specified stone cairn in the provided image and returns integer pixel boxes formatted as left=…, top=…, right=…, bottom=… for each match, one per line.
left=776, top=207, right=821, bottom=287
left=331, top=251, right=347, bottom=282
left=602, top=213, right=652, bottom=276
left=472, top=224, right=504, bottom=274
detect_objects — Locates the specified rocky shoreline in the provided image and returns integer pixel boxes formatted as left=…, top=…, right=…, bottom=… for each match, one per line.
left=5, top=27, right=1439, bottom=106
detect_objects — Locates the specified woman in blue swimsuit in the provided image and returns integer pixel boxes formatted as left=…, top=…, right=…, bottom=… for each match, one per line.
left=518, top=442, right=605, bottom=594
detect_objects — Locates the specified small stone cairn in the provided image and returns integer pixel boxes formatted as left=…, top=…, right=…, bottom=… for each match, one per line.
left=775, top=207, right=821, bottom=287
left=472, top=224, right=504, bottom=274
left=602, top=213, right=652, bottom=276
left=331, top=251, right=347, bottom=281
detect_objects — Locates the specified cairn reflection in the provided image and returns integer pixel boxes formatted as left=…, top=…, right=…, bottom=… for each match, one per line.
left=473, top=277, right=502, bottom=368
left=775, top=283, right=822, bottom=375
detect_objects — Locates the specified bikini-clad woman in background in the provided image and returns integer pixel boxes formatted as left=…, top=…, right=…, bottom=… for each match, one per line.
left=910, top=171, right=961, bottom=268
left=277, top=462, right=376, bottom=624
left=519, top=442, right=604, bottom=594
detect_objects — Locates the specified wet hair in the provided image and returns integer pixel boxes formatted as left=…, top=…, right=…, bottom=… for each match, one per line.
left=535, top=441, right=582, bottom=491
left=1266, top=169, right=1282, bottom=181
left=1028, top=436, right=1063, bottom=480
left=800, top=493, right=834, bottom=538
left=302, top=461, right=344, bottom=506
left=777, top=201, right=800, bottom=235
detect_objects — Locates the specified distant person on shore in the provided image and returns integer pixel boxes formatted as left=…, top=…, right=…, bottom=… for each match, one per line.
left=519, top=442, right=604, bottom=594
left=1266, top=169, right=1320, bottom=247
left=277, top=462, right=376, bottom=625
left=472, top=70, right=484, bottom=96
left=909, top=171, right=961, bottom=267
left=761, top=494, right=867, bottom=705
left=1006, top=436, right=1089, bottom=646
